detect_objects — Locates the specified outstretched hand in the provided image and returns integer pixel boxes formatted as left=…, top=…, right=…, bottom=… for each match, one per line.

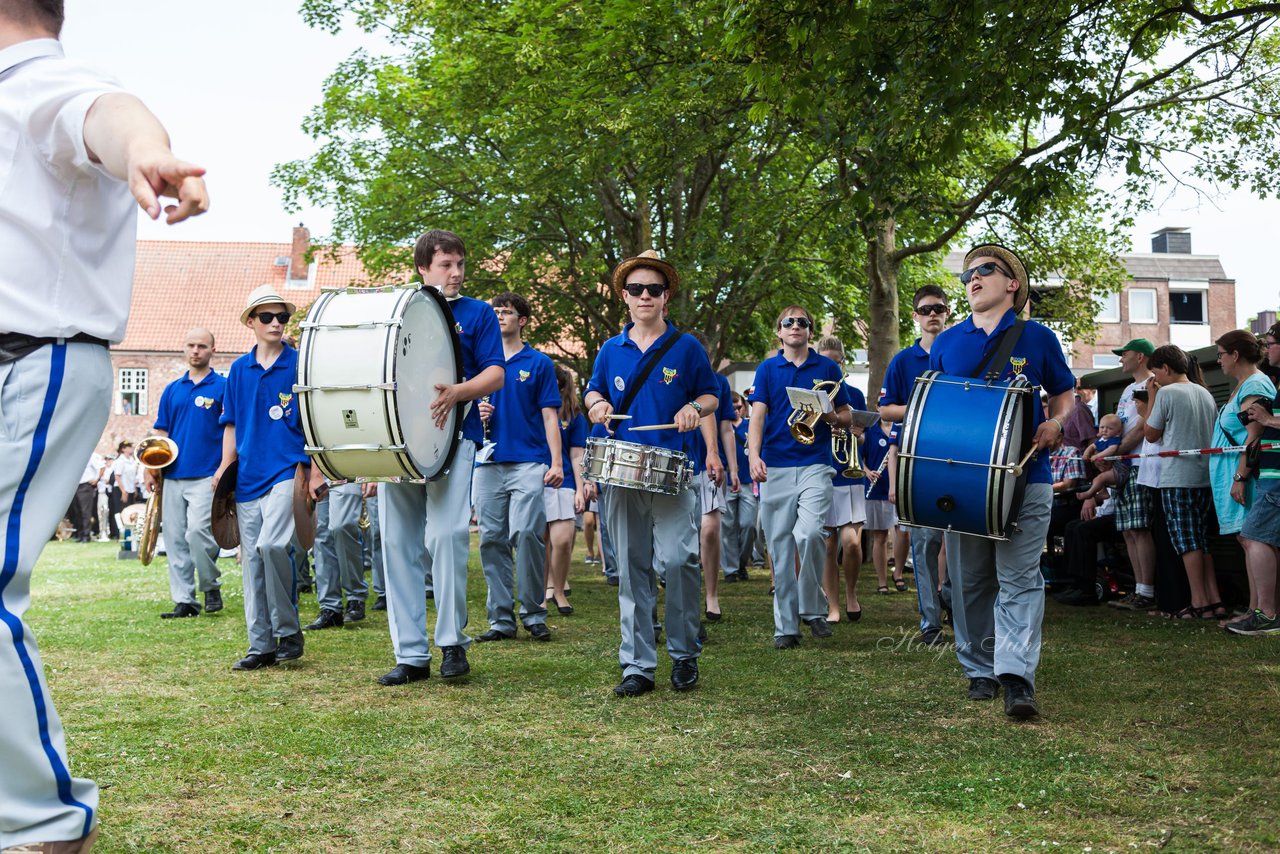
left=128, top=146, right=209, bottom=224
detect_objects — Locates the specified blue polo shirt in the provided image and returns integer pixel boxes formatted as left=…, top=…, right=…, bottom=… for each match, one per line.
left=929, top=309, right=1075, bottom=484
left=862, top=420, right=899, bottom=500
left=831, top=384, right=867, bottom=487
left=732, top=419, right=752, bottom=485
left=446, top=294, right=506, bottom=444
left=219, top=345, right=308, bottom=502
left=482, top=343, right=561, bottom=465
left=153, top=370, right=227, bottom=479
left=748, top=349, right=852, bottom=467
left=559, top=412, right=588, bottom=490
left=879, top=340, right=931, bottom=409
left=690, top=373, right=735, bottom=474
left=585, top=321, right=718, bottom=457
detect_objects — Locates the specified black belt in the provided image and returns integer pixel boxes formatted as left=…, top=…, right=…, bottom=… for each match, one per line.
left=0, top=332, right=110, bottom=364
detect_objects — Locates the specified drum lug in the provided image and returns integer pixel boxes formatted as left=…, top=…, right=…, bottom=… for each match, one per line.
left=294, top=382, right=397, bottom=393
left=298, top=319, right=404, bottom=330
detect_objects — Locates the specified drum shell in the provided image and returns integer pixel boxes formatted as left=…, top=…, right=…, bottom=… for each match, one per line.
left=895, top=371, right=1033, bottom=540
left=582, top=436, right=692, bottom=495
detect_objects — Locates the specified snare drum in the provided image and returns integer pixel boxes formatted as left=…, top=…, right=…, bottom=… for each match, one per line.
left=895, top=371, right=1034, bottom=540
left=582, top=436, right=693, bottom=495
left=296, top=286, right=464, bottom=481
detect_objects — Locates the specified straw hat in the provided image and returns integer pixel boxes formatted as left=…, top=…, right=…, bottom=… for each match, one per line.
left=964, top=244, right=1029, bottom=312
left=240, top=284, right=298, bottom=324
left=610, top=250, right=681, bottom=298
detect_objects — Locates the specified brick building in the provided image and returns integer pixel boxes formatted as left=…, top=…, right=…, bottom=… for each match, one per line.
left=101, top=226, right=373, bottom=454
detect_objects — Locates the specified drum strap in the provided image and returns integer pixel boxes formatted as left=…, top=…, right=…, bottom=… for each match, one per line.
left=973, top=319, right=1026, bottom=381
left=615, top=332, right=684, bottom=417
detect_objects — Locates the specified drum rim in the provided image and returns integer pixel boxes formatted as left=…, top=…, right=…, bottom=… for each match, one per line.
left=413, top=285, right=466, bottom=481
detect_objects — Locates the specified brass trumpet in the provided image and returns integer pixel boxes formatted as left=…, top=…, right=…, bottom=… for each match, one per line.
left=135, top=436, right=179, bottom=566
left=831, top=426, right=865, bottom=479
left=788, top=380, right=842, bottom=445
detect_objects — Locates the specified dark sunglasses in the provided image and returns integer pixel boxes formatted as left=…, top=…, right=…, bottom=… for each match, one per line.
left=253, top=311, right=292, bottom=325
left=959, top=261, right=1014, bottom=284
left=780, top=316, right=812, bottom=329
left=624, top=283, right=667, bottom=298
left=915, top=303, right=948, bottom=316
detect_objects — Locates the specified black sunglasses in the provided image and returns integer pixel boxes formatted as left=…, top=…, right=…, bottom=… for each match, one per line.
left=780, top=316, right=812, bottom=329
left=960, top=261, right=1014, bottom=284
left=915, top=303, right=948, bottom=316
left=624, top=283, right=667, bottom=298
left=253, top=311, right=292, bottom=325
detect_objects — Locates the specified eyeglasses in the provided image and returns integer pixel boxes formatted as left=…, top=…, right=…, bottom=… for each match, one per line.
left=915, top=303, right=948, bottom=316
left=1216, top=351, right=1230, bottom=361
left=493, top=308, right=521, bottom=318
left=780, top=316, right=812, bottom=329
left=959, top=261, right=1014, bottom=284
left=624, top=283, right=667, bottom=298
left=1266, top=340, right=1280, bottom=348
left=253, top=311, right=291, bottom=325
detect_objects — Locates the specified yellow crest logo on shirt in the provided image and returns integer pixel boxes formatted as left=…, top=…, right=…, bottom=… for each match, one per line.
left=661, top=367, right=679, bottom=385
left=1009, top=356, right=1027, bottom=375
left=278, top=393, right=293, bottom=408
left=518, top=369, right=531, bottom=382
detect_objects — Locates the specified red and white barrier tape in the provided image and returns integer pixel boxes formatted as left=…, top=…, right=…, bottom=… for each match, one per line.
left=1103, top=442, right=1279, bottom=462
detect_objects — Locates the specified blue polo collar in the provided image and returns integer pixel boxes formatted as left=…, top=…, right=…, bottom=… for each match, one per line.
left=768, top=347, right=821, bottom=368
left=957, top=308, right=1018, bottom=336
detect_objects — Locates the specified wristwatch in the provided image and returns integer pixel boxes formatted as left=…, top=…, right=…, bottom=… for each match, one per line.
left=686, top=400, right=703, bottom=414
left=1233, top=473, right=1247, bottom=483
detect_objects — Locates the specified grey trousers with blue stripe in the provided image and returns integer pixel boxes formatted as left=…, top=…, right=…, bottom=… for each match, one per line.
left=0, top=342, right=107, bottom=847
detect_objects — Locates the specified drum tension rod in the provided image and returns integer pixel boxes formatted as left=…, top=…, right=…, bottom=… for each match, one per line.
left=294, top=383, right=397, bottom=392
left=298, top=320, right=404, bottom=330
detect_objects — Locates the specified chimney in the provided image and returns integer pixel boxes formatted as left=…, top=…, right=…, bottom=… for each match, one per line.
left=288, top=223, right=310, bottom=283
left=1151, top=227, right=1191, bottom=254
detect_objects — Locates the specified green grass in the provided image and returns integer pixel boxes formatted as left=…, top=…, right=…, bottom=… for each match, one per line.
left=26, top=540, right=1280, bottom=852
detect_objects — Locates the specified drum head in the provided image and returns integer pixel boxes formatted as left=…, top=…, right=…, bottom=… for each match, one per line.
left=395, top=287, right=465, bottom=480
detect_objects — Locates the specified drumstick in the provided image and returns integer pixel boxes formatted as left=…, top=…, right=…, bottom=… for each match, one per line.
left=629, top=423, right=678, bottom=432
left=1009, top=446, right=1038, bottom=477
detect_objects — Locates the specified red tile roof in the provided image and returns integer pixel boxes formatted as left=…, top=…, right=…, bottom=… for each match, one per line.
left=117, top=238, right=379, bottom=354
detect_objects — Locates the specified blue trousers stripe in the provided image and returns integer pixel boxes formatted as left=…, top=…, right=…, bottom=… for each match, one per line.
left=0, top=344, right=95, bottom=836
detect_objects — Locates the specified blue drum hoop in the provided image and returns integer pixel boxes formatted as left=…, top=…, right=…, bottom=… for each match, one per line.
left=895, top=371, right=1035, bottom=540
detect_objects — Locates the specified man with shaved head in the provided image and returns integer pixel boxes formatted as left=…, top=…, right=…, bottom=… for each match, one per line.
left=146, top=328, right=227, bottom=618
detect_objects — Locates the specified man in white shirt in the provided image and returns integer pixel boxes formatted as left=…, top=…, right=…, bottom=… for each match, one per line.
left=70, top=452, right=102, bottom=542
left=0, top=2, right=208, bottom=850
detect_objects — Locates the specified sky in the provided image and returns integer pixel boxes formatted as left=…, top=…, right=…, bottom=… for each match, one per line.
left=62, top=1, right=1279, bottom=327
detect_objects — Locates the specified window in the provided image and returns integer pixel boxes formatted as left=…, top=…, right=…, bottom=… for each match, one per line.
left=118, top=368, right=148, bottom=416
left=1092, top=354, right=1121, bottom=369
left=1169, top=291, right=1205, bottom=324
left=1128, top=288, right=1158, bottom=324
left=1096, top=292, right=1120, bottom=323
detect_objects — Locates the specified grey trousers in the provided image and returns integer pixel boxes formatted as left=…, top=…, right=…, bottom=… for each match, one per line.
left=362, top=496, right=385, bottom=596
left=237, top=478, right=301, bottom=654
left=598, top=484, right=618, bottom=581
left=944, top=483, right=1052, bottom=687
left=314, top=483, right=368, bottom=612
left=722, top=487, right=758, bottom=577
left=603, top=484, right=702, bottom=679
left=0, top=342, right=107, bottom=847
left=379, top=439, right=475, bottom=666
left=760, top=464, right=832, bottom=637
left=162, top=475, right=221, bottom=606
left=474, top=461, right=548, bottom=632
left=909, top=526, right=945, bottom=634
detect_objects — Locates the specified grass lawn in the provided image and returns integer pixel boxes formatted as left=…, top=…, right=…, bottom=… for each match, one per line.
left=26, top=539, right=1280, bottom=852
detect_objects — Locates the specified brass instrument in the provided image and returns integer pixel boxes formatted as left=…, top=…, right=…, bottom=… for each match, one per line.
left=134, top=436, right=179, bottom=566
left=831, top=426, right=865, bottom=479
left=358, top=496, right=372, bottom=531
left=788, top=380, right=842, bottom=445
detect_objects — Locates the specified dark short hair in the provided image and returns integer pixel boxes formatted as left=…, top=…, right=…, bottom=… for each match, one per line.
left=1269, top=321, right=1280, bottom=341
left=1216, top=329, right=1263, bottom=365
left=412, top=229, right=466, bottom=272
left=912, top=285, right=948, bottom=310
left=1147, top=344, right=1190, bottom=376
left=0, top=0, right=63, bottom=34
left=490, top=292, right=530, bottom=319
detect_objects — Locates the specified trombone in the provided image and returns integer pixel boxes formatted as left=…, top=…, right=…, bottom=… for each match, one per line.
left=135, top=436, right=179, bottom=566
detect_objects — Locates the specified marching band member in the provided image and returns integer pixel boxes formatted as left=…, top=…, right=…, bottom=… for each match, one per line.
left=862, top=415, right=902, bottom=595
left=544, top=363, right=588, bottom=614
left=474, top=292, right=562, bottom=643
left=306, top=482, right=369, bottom=629
left=815, top=337, right=867, bottom=624
left=721, top=392, right=757, bottom=582
left=217, top=286, right=323, bottom=670
left=687, top=331, right=733, bottom=622
left=748, top=307, right=853, bottom=648
left=584, top=250, right=719, bottom=697
left=929, top=245, right=1074, bottom=718
left=375, top=230, right=504, bottom=685
left=148, top=328, right=226, bottom=619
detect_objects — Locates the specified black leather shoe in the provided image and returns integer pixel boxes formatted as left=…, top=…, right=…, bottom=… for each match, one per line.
left=161, top=602, right=200, bottom=619
left=773, top=634, right=801, bottom=649
left=735, top=567, right=749, bottom=581
left=606, top=576, right=619, bottom=586
left=297, top=581, right=314, bottom=594
left=612, top=674, right=655, bottom=697
left=344, top=600, right=366, bottom=623
left=372, top=595, right=387, bottom=611
left=1000, top=675, right=1041, bottom=718
left=846, top=608, right=862, bottom=622
left=426, top=589, right=435, bottom=600
left=722, top=573, right=738, bottom=584
left=705, top=609, right=722, bottom=622
left=557, top=603, right=574, bottom=615
left=671, top=659, right=699, bottom=691
left=439, top=645, right=470, bottom=678
left=476, top=628, right=516, bottom=642
left=921, top=628, right=946, bottom=647
left=276, top=632, right=304, bottom=661
left=232, top=652, right=277, bottom=671
left=203, top=589, right=223, bottom=613
left=805, top=617, right=833, bottom=638
left=967, top=677, right=1000, bottom=700
left=304, top=609, right=343, bottom=631
left=527, top=623, right=551, bottom=641
left=377, top=662, right=430, bottom=685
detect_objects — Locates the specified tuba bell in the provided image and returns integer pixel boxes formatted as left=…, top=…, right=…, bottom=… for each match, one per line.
left=788, top=380, right=841, bottom=445
left=135, top=436, right=179, bottom=566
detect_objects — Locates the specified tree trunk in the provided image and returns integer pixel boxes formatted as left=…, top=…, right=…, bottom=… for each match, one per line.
left=864, top=218, right=900, bottom=407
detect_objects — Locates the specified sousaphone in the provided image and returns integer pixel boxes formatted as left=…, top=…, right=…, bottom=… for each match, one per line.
left=135, top=436, right=179, bottom=565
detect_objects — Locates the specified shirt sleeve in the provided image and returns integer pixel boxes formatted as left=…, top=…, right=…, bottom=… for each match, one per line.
left=715, top=376, right=734, bottom=423
left=471, top=306, right=505, bottom=372
left=1038, top=327, right=1077, bottom=396
left=586, top=342, right=612, bottom=404
left=748, top=363, right=769, bottom=408
left=684, top=339, right=719, bottom=399
left=218, top=367, right=237, bottom=426
left=569, top=413, right=588, bottom=448
left=846, top=385, right=867, bottom=412
left=880, top=353, right=906, bottom=407
left=1146, top=389, right=1168, bottom=432
left=535, top=357, right=561, bottom=411
left=26, top=60, right=124, bottom=177
left=828, top=366, right=853, bottom=410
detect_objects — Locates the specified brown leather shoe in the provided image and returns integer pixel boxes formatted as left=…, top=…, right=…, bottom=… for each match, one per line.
left=3, top=825, right=99, bottom=853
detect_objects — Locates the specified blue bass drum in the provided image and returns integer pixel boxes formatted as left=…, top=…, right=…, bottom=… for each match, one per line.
left=895, top=371, right=1035, bottom=540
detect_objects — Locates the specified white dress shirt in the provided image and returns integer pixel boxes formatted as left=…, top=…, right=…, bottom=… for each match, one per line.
left=0, top=39, right=135, bottom=342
